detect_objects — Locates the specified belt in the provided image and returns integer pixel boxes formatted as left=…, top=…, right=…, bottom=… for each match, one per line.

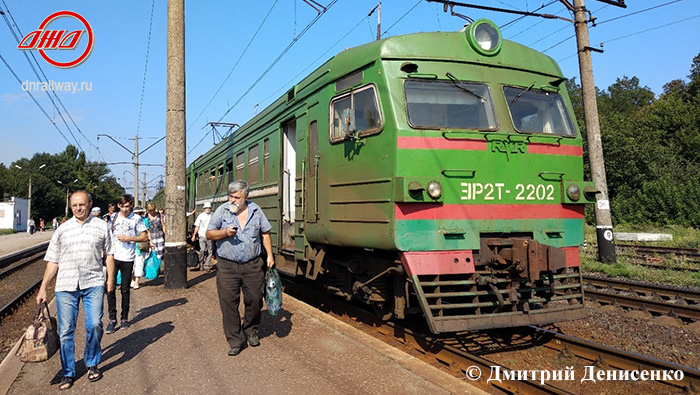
left=217, top=256, right=259, bottom=265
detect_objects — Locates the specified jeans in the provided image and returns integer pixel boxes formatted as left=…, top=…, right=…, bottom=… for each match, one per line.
left=55, top=286, right=104, bottom=378
left=107, top=259, right=134, bottom=321
left=198, top=237, right=213, bottom=269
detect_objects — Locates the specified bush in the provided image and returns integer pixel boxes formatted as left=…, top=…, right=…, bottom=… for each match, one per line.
left=0, top=229, right=17, bottom=235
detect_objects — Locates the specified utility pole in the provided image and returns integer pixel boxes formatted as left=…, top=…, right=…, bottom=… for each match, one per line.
left=377, top=2, right=381, bottom=40
left=142, top=172, right=147, bottom=207
left=134, top=135, right=139, bottom=207
left=164, top=0, right=187, bottom=289
left=572, top=0, right=617, bottom=262
left=98, top=134, right=165, bottom=203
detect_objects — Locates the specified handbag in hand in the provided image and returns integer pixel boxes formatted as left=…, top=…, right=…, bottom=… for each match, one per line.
left=15, top=302, right=60, bottom=363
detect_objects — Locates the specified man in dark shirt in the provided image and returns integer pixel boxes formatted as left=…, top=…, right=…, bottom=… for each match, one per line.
left=206, top=180, right=274, bottom=356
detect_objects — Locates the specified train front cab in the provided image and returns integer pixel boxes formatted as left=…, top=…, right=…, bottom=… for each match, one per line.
left=388, top=20, right=596, bottom=333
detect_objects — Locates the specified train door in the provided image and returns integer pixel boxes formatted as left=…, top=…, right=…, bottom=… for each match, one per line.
left=306, top=120, right=318, bottom=223
left=281, top=119, right=296, bottom=251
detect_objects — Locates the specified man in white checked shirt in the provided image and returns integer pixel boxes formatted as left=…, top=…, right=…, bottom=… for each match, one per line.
left=37, top=190, right=115, bottom=390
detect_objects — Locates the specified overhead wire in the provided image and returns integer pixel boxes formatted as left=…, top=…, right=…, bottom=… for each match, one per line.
left=136, top=0, right=156, bottom=137
left=259, top=11, right=373, bottom=107
left=1, top=0, right=90, bottom=153
left=186, top=0, right=281, bottom=135
left=380, top=0, right=423, bottom=38
left=0, top=51, right=75, bottom=148
left=212, top=1, right=340, bottom=129
left=557, top=14, right=700, bottom=62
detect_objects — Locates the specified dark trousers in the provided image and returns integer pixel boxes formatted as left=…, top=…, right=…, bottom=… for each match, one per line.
left=216, top=256, right=265, bottom=348
left=107, top=259, right=134, bottom=321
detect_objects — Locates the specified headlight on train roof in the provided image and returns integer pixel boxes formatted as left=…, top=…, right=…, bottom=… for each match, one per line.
left=467, top=19, right=502, bottom=56
left=566, top=184, right=581, bottom=201
left=426, top=181, right=442, bottom=199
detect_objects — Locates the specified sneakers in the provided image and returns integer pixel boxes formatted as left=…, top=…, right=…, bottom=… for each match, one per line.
left=248, top=334, right=260, bottom=347
left=105, top=320, right=117, bottom=334
left=121, top=320, right=130, bottom=330
left=228, top=347, right=242, bottom=356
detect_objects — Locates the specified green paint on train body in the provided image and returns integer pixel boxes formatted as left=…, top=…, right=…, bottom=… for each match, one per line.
left=186, top=26, right=594, bottom=257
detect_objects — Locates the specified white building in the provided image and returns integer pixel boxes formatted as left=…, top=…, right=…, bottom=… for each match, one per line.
left=0, top=197, right=28, bottom=232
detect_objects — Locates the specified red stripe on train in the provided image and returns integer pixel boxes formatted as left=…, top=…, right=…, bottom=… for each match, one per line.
left=528, top=143, right=583, bottom=156
left=395, top=203, right=585, bottom=220
left=397, top=136, right=487, bottom=150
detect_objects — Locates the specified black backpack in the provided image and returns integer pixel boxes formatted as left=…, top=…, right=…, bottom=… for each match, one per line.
left=187, top=249, right=199, bottom=267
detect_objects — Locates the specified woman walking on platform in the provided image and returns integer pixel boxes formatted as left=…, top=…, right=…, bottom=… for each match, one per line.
left=146, top=203, right=166, bottom=261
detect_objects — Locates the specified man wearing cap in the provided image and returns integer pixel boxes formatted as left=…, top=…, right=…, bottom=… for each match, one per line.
left=91, top=207, right=102, bottom=218
left=192, top=202, right=213, bottom=271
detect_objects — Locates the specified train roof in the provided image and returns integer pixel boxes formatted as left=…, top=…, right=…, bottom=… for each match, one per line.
left=189, top=28, right=565, bottom=168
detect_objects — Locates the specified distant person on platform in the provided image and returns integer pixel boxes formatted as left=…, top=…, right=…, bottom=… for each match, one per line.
left=39, top=218, right=45, bottom=231
left=27, top=218, right=35, bottom=234
left=91, top=207, right=101, bottom=218
left=106, top=194, right=147, bottom=334
left=36, top=190, right=115, bottom=390
left=103, top=203, right=116, bottom=222
left=206, top=180, right=274, bottom=356
left=192, top=202, right=213, bottom=271
left=52, top=217, right=58, bottom=231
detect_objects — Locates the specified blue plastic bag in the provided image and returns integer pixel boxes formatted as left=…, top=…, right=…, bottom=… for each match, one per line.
left=116, top=270, right=121, bottom=285
left=144, top=251, right=161, bottom=280
left=265, top=268, right=282, bottom=316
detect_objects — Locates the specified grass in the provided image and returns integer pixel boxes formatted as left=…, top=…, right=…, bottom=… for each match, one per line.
left=581, top=253, right=700, bottom=288
left=0, top=229, right=16, bottom=235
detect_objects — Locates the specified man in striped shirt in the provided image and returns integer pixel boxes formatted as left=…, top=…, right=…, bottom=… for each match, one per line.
left=37, top=190, right=115, bottom=390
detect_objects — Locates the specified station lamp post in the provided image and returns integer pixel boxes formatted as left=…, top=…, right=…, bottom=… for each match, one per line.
left=14, top=163, right=46, bottom=224
left=57, top=179, right=79, bottom=218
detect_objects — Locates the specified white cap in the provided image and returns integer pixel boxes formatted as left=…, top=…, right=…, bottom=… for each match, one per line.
left=91, top=207, right=101, bottom=214
left=203, top=202, right=212, bottom=208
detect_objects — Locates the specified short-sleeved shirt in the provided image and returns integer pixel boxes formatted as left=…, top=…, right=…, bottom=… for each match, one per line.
left=44, top=215, right=115, bottom=292
left=194, top=212, right=212, bottom=237
left=207, top=201, right=271, bottom=262
left=111, top=212, right=148, bottom=262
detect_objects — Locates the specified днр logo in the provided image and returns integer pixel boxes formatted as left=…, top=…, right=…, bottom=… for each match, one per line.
left=17, top=10, right=94, bottom=69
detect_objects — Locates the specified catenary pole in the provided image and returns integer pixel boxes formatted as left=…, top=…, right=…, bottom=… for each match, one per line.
left=573, top=0, right=616, bottom=262
left=164, top=0, right=187, bottom=288
left=134, top=135, right=139, bottom=206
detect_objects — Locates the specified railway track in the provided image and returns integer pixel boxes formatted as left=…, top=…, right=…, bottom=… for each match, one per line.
left=585, top=243, right=700, bottom=270
left=582, top=274, right=700, bottom=321
left=0, top=243, right=49, bottom=320
left=283, top=278, right=700, bottom=394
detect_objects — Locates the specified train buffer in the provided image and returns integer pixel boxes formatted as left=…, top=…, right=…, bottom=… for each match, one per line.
left=1, top=270, right=486, bottom=394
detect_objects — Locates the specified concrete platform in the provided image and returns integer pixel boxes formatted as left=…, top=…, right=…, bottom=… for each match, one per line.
left=3, top=268, right=485, bottom=394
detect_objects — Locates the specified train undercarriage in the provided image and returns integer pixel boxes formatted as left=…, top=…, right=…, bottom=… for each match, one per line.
left=309, top=236, right=586, bottom=333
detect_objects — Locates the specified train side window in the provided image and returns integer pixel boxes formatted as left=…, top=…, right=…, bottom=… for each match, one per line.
left=329, top=84, right=382, bottom=143
left=226, top=160, right=233, bottom=183
left=209, top=168, right=216, bottom=195
left=249, top=144, right=259, bottom=184
left=263, top=139, right=270, bottom=182
left=236, top=152, right=245, bottom=180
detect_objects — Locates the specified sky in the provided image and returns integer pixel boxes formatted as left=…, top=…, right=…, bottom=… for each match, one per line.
left=1, top=0, right=698, bottom=200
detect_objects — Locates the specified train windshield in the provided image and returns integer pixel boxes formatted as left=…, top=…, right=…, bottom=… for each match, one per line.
left=404, top=80, right=497, bottom=130
left=504, top=86, right=576, bottom=136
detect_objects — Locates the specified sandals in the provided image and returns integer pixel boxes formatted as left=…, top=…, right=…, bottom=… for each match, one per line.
left=59, top=376, right=74, bottom=391
left=88, top=366, right=103, bottom=382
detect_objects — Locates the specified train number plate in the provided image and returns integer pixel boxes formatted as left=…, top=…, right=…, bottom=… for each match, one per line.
left=460, top=182, right=556, bottom=201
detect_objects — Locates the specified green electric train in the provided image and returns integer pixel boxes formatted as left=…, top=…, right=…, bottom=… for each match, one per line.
left=183, top=19, right=597, bottom=333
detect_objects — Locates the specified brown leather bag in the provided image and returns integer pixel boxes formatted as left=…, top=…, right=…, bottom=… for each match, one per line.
left=15, top=302, right=60, bottom=363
